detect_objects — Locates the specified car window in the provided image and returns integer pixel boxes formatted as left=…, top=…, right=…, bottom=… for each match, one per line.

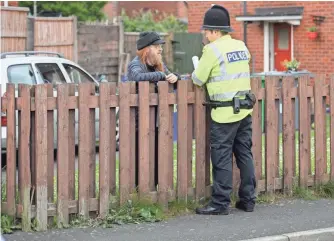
left=7, top=64, right=37, bottom=85
left=35, top=63, right=66, bottom=87
left=62, top=64, right=95, bottom=84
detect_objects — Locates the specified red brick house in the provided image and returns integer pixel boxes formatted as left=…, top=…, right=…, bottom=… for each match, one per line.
left=103, top=1, right=188, bottom=23
left=188, top=1, right=334, bottom=76
left=1, top=1, right=19, bottom=7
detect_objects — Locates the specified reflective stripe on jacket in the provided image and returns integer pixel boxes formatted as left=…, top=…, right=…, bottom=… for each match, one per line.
left=192, top=35, right=253, bottom=123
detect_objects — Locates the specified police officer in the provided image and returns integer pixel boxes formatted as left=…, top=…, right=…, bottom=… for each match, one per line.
left=192, top=5, right=256, bottom=215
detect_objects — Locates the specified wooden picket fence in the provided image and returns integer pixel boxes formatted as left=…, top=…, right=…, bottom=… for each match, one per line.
left=1, top=75, right=334, bottom=232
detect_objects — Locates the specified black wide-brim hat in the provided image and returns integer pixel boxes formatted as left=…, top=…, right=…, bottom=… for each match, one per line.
left=137, top=31, right=166, bottom=50
left=201, top=5, right=234, bottom=32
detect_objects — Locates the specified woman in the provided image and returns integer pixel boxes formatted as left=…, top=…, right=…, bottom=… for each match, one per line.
left=127, top=31, right=179, bottom=188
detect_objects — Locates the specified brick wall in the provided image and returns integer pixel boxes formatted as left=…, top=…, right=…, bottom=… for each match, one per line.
left=188, top=1, right=334, bottom=77
left=1, top=1, right=19, bottom=7
left=177, top=1, right=188, bottom=20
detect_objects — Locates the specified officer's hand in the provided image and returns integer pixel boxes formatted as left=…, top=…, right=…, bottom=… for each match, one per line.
left=166, top=73, right=178, bottom=84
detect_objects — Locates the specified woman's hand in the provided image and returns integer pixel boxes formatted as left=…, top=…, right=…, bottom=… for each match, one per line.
left=166, top=73, right=178, bottom=83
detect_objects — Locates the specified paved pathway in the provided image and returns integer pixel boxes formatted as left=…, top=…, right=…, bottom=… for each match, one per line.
left=3, top=199, right=334, bottom=241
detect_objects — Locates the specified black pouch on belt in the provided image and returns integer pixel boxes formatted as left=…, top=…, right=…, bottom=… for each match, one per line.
left=232, top=97, right=241, bottom=114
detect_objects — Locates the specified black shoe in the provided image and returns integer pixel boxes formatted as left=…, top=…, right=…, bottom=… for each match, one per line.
left=195, top=205, right=229, bottom=215
left=235, top=201, right=254, bottom=212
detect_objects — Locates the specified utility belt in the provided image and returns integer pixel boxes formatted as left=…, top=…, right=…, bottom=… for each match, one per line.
left=203, top=92, right=257, bottom=114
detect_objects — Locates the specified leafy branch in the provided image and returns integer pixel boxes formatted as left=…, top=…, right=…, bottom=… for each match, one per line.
left=121, top=9, right=187, bottom=33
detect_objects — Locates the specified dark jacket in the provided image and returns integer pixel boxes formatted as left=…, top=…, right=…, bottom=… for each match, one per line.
left=127, top=56, right=179, bottom=130
left=127, top=56, right=180, bottom=82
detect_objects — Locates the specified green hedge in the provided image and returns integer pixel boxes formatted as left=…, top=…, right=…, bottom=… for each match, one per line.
left=121, top=9, right=187, bottom=33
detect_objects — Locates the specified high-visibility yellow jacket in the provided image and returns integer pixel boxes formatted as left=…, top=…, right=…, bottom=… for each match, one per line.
left=192, top=35, right=253, bottom=123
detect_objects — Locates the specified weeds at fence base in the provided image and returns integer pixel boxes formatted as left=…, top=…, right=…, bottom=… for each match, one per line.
left=69, top=198, right=165, bottom=229
left=2, top=182, right=334, bottom=234
left=1, top=215, right=21, bottom=234
left=254, top=181, right=334, bottom=204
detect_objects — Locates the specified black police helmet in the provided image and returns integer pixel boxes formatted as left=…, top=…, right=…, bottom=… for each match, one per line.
left=201, top=5, right=234, bottom=32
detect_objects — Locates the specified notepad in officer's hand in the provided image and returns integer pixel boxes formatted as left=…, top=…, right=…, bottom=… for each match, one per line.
left=192, top=56, right=199, bottom=69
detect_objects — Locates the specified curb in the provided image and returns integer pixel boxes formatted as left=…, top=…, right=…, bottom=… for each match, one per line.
left=239, top=227, right=334, bottom=241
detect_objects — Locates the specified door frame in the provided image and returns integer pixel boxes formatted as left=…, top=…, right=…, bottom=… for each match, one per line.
left=264, top=22, right=295, bottom=72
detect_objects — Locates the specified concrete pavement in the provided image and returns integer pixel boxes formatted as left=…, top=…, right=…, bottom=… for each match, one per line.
left=240, top=227, right=334, bottom=241
left=3, top=199, right=334, bottom=241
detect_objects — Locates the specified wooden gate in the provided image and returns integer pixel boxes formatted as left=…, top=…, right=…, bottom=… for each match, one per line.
left=172, top=33, right=204, bottom=75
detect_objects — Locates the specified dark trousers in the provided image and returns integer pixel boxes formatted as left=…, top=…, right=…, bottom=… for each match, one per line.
left=210, top=114, right=256, bottom=208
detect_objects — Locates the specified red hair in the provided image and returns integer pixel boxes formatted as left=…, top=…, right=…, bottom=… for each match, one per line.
left=136, top=46, right=163, bottom=72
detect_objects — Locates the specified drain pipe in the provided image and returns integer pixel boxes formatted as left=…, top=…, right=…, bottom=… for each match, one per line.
left=243, top=1, right=247, bottom=46
left=242, top=1, right=253, bottom=72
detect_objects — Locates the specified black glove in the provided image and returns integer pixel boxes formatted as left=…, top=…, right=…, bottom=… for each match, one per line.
left=246, top=92, right=257, bottom=107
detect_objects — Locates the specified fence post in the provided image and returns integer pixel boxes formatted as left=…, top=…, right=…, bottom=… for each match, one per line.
left=298, top=75, right=311, bottom=187
left=177, top=80, right=189, bottom=201
left=18, top=85, right=32, bottom=231
left=314, top=75, right=326, bottom=185
left=158, top=82, right=170, bottom=207
left=78, top=83, right=95, bottom=218
left=119, top=82, right=131, bottom=204
left=251, top=77, right=263, bottom=182
left=282, top=77, right=295, bottom=194
left=6, top=84, right=16, bottom=218
left=265, top=77, right=279, bottom=193
left=35, top=84, right=48, bottom=231
left=99, top=83, right=112, bottom=218
left=194, top=86, right=206, bottom=201
left=138, top=82, right=150, bottom=197
left=57, top=84, right=70, bottom=227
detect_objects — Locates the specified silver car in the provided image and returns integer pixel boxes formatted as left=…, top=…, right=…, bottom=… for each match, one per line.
left=0, top=51, right=119, bottom=154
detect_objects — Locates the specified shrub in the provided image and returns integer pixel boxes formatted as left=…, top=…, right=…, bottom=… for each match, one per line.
left=121, top=9, right=187, bottom=33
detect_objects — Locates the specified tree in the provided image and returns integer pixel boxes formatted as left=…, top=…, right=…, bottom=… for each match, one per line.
left=19, top=1, right=107, bottom=22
